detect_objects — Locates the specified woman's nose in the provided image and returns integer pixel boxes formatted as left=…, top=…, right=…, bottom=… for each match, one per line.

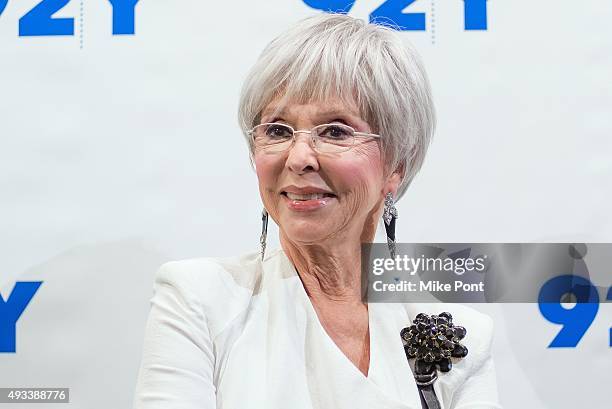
left=285, top=133, right=320, bottom=174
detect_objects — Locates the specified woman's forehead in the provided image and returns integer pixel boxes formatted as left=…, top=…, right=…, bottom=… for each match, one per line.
left=261, top=95, right=363, bottom=120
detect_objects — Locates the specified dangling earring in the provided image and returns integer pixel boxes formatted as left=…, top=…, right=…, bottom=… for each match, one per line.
left=383, top=192, right=398, bottom=258
left=260, top=208, right=269, bottom=260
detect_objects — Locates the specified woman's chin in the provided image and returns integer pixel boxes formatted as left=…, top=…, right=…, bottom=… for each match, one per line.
left=281, top=222, right=337, bottom=245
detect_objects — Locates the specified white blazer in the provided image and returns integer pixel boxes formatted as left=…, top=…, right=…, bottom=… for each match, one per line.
left=134, top=247, right=502, bottom=409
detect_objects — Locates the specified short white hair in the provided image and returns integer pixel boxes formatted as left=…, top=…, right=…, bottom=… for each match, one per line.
left=238, top=13, right=435, bottom=201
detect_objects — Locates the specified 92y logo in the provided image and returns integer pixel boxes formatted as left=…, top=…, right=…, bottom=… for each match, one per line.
left=0, top=282, right=42, bottom=353
left=0, top=0, right=140, bottom=36
left=303, top=0, right=488, bottom=30
left=0, top=0, right=8, bottom=17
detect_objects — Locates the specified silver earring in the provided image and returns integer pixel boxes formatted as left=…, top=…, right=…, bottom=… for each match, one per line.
left=260, top=209, right=268, bottom=260
left=383, top=192, right=398, bottom=258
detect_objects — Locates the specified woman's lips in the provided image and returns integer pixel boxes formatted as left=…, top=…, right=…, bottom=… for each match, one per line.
left=281, top=192, right=336, bottom=211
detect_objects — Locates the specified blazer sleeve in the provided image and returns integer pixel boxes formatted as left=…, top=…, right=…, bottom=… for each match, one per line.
left=450, top=314, right=502, bottom=409
left=133, top=262, right=216, bottom=409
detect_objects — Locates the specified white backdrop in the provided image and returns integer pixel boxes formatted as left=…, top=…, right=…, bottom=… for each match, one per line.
left=1, top=1, right=611, bottom=408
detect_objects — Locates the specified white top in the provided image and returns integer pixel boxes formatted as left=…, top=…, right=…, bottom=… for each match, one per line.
left=133, top=247, right=502, bottom=409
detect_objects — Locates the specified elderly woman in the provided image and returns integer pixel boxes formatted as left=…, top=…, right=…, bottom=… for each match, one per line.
left=134, top=13, right=501, bottom=409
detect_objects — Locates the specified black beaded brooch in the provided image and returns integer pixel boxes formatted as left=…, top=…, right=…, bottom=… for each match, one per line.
left=400, top=312, right=468, bottom=384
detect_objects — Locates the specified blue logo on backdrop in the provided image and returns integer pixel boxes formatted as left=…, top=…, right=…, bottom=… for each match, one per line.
left=0, top=0, right=139, bottom=36
left=538, top=277, right=612, bottom=348
left=0, top=281, right=42, bottom=353
left=303, top=0, right=488, bottom=31
left=0, top=0, right=8, bottom=17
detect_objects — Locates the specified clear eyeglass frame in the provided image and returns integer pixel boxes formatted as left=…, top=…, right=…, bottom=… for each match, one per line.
left=247, top=122, right=381, bottom=154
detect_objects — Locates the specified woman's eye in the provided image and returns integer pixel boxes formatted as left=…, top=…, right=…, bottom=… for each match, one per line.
left=266, top=125, right=292, bottom=138
left=320, top=125, right=351, bottom=139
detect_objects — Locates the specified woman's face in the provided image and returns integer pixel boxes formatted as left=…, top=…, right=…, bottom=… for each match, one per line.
left=254, top=95, right=401, bottom=246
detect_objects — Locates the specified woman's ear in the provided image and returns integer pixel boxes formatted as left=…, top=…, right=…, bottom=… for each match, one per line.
left=385, top=162, right=405, bottom=198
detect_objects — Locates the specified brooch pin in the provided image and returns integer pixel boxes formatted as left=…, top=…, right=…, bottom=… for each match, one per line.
left=400, top=312, right=468, bottom=387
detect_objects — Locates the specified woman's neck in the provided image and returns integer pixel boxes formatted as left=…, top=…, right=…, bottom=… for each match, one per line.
left=280, top=232, right=365, bottom=303
left=280, top=231, right=372, bottom=376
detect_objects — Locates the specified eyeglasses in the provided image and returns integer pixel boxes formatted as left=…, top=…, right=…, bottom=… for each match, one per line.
left=247, top=122, right=381, bottom=154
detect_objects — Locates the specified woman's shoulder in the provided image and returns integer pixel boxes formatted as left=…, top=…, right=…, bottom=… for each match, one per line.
left=151, top=248, right=273, bottom=337
left=156, top=249, right=262, bottom=289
